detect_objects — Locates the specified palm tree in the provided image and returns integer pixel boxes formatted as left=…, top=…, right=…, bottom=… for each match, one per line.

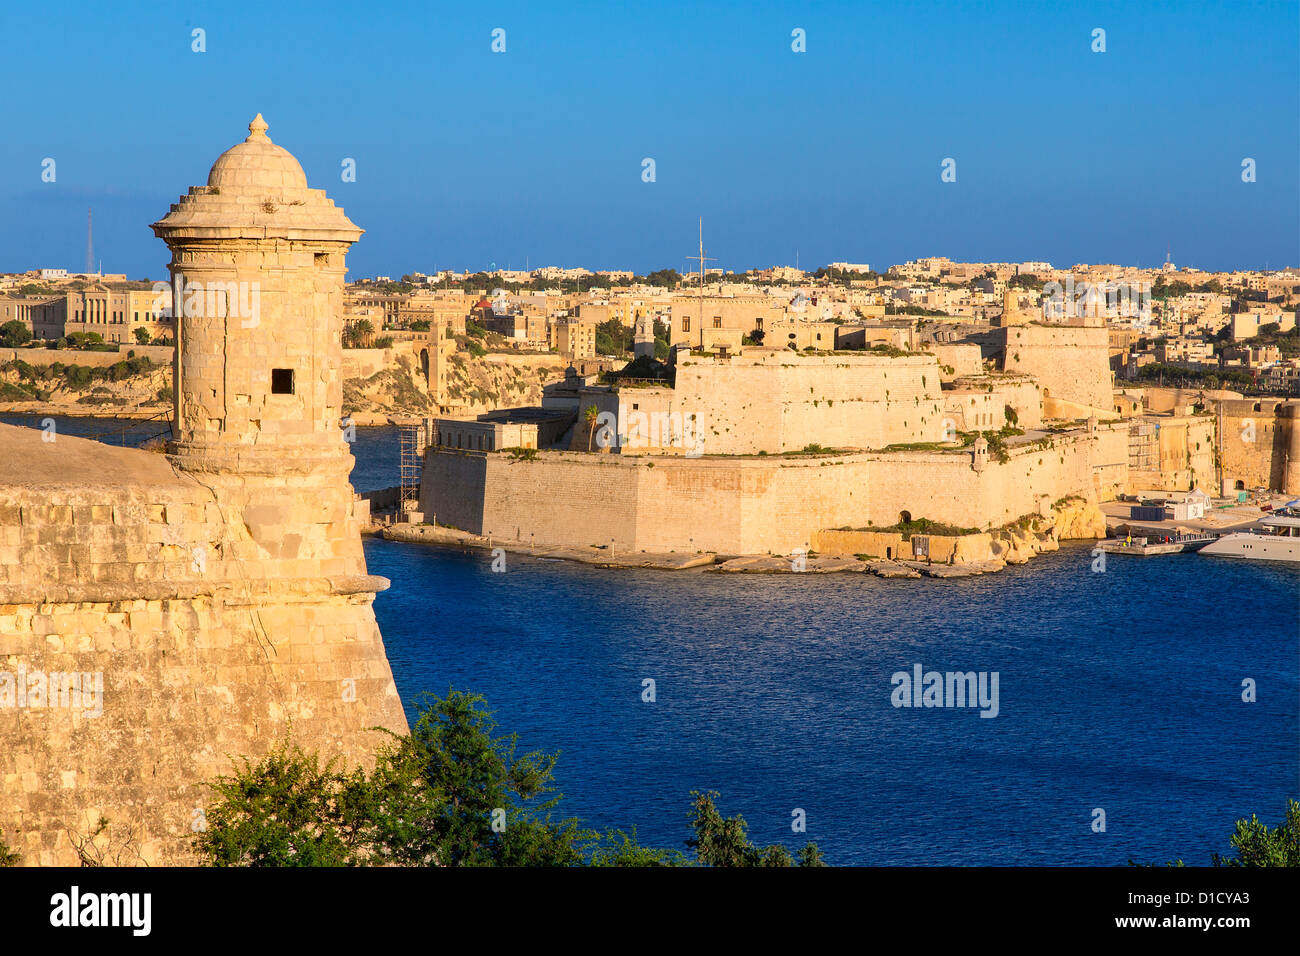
left=585, top=404, right=599, bottom=451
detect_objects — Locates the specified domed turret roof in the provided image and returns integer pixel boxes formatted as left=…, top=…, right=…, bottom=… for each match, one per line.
left=152, top=114, right=361, bottom=244
left=206, top=114, right=309, bottom=192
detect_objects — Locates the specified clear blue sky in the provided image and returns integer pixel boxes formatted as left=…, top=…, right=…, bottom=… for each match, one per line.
left=1, top=0, right=1296, bottom=279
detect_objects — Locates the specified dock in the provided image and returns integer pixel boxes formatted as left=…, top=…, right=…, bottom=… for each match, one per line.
left=1094, top=536, right=1213, bottom=556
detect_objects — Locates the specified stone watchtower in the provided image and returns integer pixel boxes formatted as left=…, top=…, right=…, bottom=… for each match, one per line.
left=152, top=114, right=372, bottom=582
left=148, top=115, right=406, bottom=798
left=632, top=311, right=656, bottom=360
left=424, top=321, right=450, bottom=409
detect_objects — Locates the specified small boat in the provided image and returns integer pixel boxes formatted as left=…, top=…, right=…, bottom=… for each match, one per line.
left=1199, top=505, right=1300, bottom=564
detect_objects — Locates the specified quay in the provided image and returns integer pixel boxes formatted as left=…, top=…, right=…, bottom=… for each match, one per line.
left=1094, top=535, right=1214, bottom=556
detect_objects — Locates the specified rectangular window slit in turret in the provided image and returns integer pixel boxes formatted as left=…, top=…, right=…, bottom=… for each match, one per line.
left=271, top=368, right=295, bottom=394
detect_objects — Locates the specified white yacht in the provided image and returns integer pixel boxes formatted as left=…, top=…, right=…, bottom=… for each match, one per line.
left=1199, top=508, right=1300, bottom=564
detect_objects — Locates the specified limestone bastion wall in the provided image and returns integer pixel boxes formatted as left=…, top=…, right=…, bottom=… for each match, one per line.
left=1216, top=400, right=1300, bottom=494
left=0, top=426, right=406, bottom=865
left=421, top=429, right=1108, bottom=555
left=999, top=325, right=1113, bottom=413
left=670, top=353, right=946, bottom=454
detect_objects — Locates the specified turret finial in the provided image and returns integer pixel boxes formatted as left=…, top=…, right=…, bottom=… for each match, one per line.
left=248, top=113, right=269, bottom=141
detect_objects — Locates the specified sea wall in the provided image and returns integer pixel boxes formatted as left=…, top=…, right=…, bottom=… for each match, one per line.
left=420, top=428, right=1113, bottom=556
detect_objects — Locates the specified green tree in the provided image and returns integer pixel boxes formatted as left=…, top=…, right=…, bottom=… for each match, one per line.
left=194, top=745, right=381, bottom=866
left=132, top=327, right=152, bottom=345
left=642, top=269, right=681, bottom=289
left=1213, top=799, right=1300, bottom=867
left=0, top=320, right=32, bottom=348
left=686, top=790, right=824, bottom=867
left=344, top=318, right=374, bottom=349
left=394, top=690, right=582, bottom=866
left=588, top=829, right=688, bottom=866
left=192, top=692, right=830, bottom=868
left=585, top=404, right=600, bottom=451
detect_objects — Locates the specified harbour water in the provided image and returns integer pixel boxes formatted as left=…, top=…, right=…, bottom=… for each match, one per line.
left=367, top=537, right=1299, bottom=865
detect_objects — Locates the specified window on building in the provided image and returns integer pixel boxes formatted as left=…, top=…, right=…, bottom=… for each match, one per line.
left=271, top=368, right=295, bottom=394
left=682, top=318, right=690, bottom=332
left=713, top=317, right=722, bottom=329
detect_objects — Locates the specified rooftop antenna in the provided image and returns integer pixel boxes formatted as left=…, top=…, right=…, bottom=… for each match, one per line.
left=685, top=217, right=716, bottom=338
left=85, top=208, right=93, bottom=275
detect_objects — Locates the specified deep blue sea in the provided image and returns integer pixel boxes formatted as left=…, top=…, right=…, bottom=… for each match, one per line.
left=366, top=539, right=1299, bottom=866
left=8, top=415, right=1297, bottom=864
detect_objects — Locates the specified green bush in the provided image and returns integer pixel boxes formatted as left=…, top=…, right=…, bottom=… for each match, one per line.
left=0, top=320, right=32, bottom=348
left=1213, top=798, right=1300, bottom=867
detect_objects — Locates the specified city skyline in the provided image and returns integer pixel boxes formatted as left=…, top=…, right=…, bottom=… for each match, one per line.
left=0, top=0, right=1296, bottom=279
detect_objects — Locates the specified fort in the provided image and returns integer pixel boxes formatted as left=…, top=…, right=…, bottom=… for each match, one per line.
left=415, top=288, right=1133, bottom=556
left=0, top=116, right=406, bottom=865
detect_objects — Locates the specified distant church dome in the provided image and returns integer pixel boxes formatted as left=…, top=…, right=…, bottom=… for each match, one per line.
left=206, top=114, right=309, bottom=193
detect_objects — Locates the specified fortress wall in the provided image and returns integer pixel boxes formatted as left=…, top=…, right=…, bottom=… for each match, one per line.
left=421, top=450, right=642, bottom=549
left=1217, top=400, right=1300, bottom=493
left=0, top=592, right=400, bottom=866
left=669, top=362, right=785, bottom=454
left=342, top=347, right=396, bottom=379
left=0, top=429, right=406, bottom=866
left=944, top=391, right=1008, bottom=432
left=812, top=529, right=906, bottom=558
left=1151, top=416, right=1217, bottom=492
left=1092, top=424, right=1131, bottom=500
left=672, top=353, right=946, bottom=453
left=931, top=344, right=983, bottom=380
left=0, top=345, right=173, bottom=368
left=999, top=325, right=1112, bottom=411
left=421, top=431, right=1109, bottom=554
left=991, top=378, right=1044, bottom=429
left=943, top=377, right=1043, bottom=432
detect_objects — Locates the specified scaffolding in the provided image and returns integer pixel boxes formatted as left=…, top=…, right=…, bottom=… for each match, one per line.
left=1128, top=421, right=1159, bottom=473
left=398, top=419, right=436, bottom=520
left=398, top=426, right=421, bottom=517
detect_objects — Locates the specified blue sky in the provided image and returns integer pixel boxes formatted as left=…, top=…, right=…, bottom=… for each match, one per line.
left=1, top=0, right=1296, bottom=278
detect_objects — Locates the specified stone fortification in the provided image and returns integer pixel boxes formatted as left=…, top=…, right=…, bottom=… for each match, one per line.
left=998, top=324, right=1113, bottom=413
left=421, top=424, right=1118, bottom=556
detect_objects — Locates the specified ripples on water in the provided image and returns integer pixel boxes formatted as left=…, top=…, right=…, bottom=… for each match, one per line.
left=367, top=538, right=1299, bottom=865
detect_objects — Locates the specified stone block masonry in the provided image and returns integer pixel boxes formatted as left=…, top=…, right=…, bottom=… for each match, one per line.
left=421, top=426, right=1111, bottom=557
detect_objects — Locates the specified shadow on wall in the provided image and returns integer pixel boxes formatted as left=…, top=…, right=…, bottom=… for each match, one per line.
left=421, top=450, right=489, bottom=533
